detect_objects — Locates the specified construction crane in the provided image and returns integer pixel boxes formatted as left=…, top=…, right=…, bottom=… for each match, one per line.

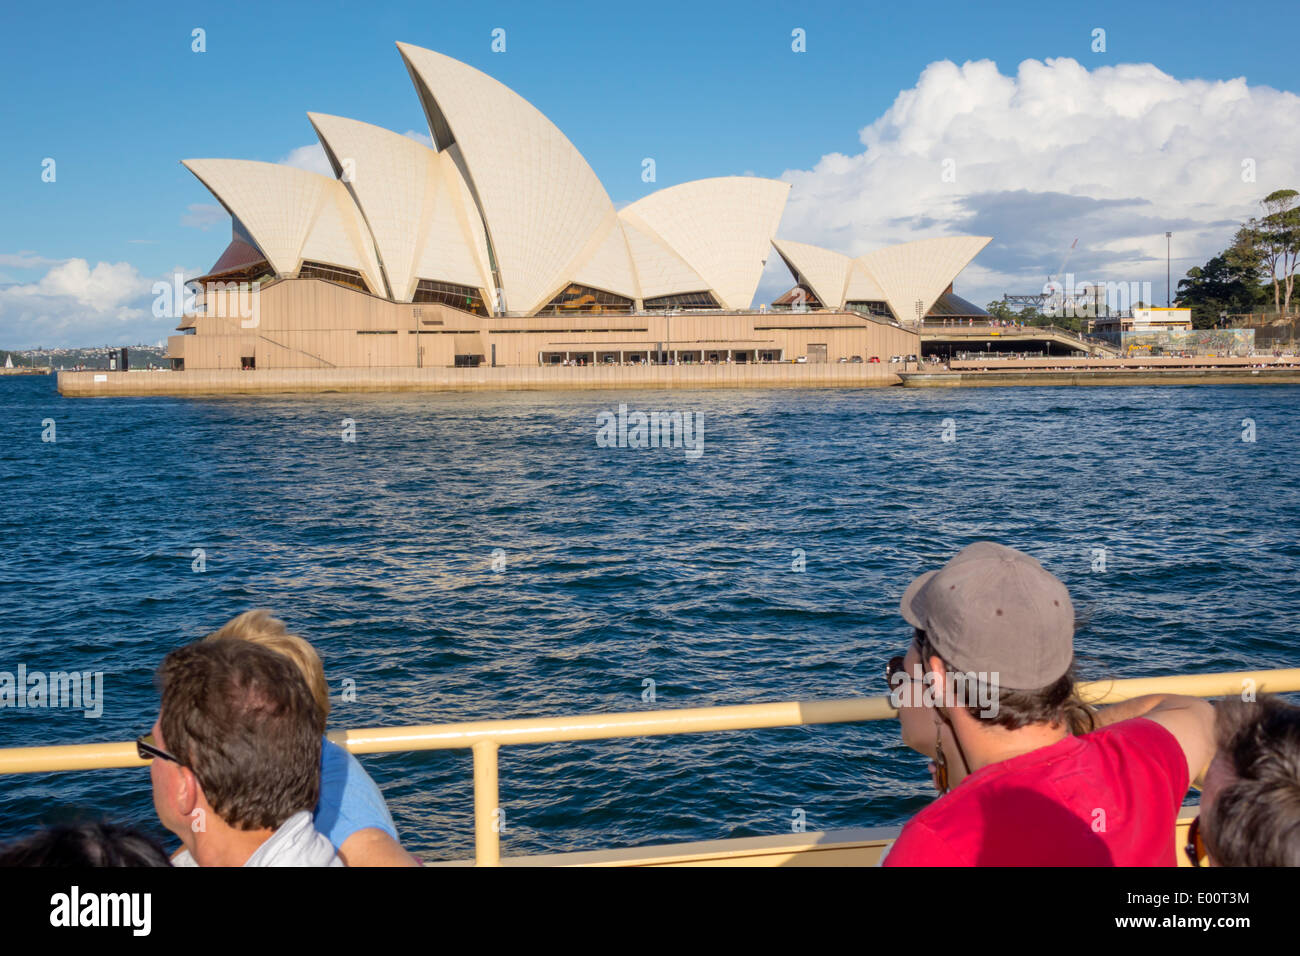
left=1048, top=238, right=1079, bottom=286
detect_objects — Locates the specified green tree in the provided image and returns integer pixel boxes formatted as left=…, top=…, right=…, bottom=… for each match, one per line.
left=1260, top=188, right=1300, bottom=313
left=1177, top=253, right=1268, bottom=328
left=984, top=300, right=1015, bottom=321
left=1232, top=189, right=1300, bottom=315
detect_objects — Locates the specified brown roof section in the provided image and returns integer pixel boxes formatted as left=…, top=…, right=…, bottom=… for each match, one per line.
left=204, top=238, right=268, bottom=279
left=772, top=284, right=823, bottom=308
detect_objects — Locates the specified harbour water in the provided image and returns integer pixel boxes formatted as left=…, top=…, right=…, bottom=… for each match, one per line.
left=1, top=374, right=1297, bottom=859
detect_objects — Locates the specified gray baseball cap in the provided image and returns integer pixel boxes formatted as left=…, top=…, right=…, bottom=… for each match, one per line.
left=899, top=542, right=1074, bottom=690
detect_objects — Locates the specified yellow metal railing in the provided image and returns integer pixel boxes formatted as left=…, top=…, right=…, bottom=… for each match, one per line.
left=1, top=668, right=1298, bottom=865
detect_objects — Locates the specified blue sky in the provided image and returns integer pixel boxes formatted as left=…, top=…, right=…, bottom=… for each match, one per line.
left=2, top=0, right=1298, bottom=346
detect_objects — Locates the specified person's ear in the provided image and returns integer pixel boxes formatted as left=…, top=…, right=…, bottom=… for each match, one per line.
left=926, top=654, right=948, bottom=702
left=174, top=765, right=201, bottom=818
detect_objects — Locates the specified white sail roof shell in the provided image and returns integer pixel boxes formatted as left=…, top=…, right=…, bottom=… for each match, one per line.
left=771, top=239, right=852, bottom=308
left=442, top=144, right=496, bottom=307
left=308, top=113, right=490, bottom=302
left=619, top=219, right=709, bottom=302
left=398, top=42, right=618, bottom=315
left=842, top=262, right=890, bottom=304
left=772, top=234, right=991, bottom=317
left=855, top=235, right=992, bottom=323
left=182, top=158, right=384, bottom=295
left=301, top=184, right=386, bottom=291
left=619, top=177, right=790, bottom=311
left=568, top=217, right=640, bottom=301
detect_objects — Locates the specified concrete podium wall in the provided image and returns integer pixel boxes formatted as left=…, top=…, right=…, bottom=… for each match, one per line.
left=58, top=362, right=904, bottom=398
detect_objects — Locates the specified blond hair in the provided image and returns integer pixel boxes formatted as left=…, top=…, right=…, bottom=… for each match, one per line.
left=203, top=609, right=331, bottom=720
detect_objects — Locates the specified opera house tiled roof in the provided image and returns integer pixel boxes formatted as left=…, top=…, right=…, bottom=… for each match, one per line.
left=184, top=43, right=989, bottom=322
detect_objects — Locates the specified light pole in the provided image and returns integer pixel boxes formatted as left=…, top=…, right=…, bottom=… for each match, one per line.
left=1166, top=231, right=1172, bottom=307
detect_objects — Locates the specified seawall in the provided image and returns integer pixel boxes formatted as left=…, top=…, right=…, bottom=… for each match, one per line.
left=57, top=363, right=905, bottom=397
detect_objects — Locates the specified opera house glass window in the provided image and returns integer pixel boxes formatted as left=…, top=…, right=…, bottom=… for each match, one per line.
left=298, top=261, right=372, bottom=294
left=846, top=300, right=895, bottom=319
left=642, top=291, right=720, bottom=311
left=538, top=284, right=634, bottom=315
left=413, top=280, right=488, bottom=315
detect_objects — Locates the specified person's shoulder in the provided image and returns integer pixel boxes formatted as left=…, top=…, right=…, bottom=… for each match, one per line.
left=1085, top=715, right=1183, bottom=750
left=321, top=735, right=351, bottom=774
left=321, top=738, right=382, bottom=796
left=883, top=811, right=968, bottom=866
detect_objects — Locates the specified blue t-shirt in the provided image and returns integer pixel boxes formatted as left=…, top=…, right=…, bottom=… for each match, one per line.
left=314, top=737, right=399, bottom=849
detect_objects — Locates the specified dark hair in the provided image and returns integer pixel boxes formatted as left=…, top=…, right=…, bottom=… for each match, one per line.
left=1204, top=696, right=1300, bottom=867
left=914, top=629, right=1096, bottom=734
left=158, top=638, right=324, bottom=831
left=0, top=822, right=171, bottom=867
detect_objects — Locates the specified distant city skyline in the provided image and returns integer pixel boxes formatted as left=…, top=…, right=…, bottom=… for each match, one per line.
left=2, top=0, right=1299, bottom=347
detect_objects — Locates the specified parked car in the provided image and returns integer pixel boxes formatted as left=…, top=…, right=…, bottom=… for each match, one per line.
left=889, top=355, right=902, bottom=364
left=868, top=356, right=880, bottom=363
left=906, top=354, right=918, bottom=363
left=837, top=356, right=848, bottom=363
left=849, top=355, right=863, bottom=364
left=795, top=355, right=808, bottom=364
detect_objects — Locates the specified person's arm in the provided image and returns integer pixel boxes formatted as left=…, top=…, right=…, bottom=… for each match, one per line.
left=319, top=738, right=416, bottom=865
left=1096, top=693, right=1216, bottom=787
left=1093, top=693, right=1183, bottom=728
left=337, top=827, right=421, bottom=867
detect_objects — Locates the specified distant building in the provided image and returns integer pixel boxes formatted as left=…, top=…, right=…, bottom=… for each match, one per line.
left=171, top=44, right=988, bottom=372
left=1092, top=306, right=1193, bottom=335
left=1091, top=306, right=1252, bottom=356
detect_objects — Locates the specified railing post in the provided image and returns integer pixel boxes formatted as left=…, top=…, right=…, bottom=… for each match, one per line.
left=473, top=740, right=501, bottom=866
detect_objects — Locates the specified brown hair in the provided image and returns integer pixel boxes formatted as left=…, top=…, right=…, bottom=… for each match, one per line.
left=158, top=639, right=324, bottom=831
left=914, top=629, right=1096, bottom=734
left=1204, top=696, right=1300, bottom=867
left=203, top=610, right=330, bottom=721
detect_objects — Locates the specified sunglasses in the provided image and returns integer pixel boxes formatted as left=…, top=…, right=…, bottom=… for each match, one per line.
left=1184, top=815, right=1208, bottom=867
left=886, top=654, right=929, bottom=687
left=883, top=655, right=904, bottom=686
left=885, top=655, right=907, bottom=686
left=136, top=732, right=180, bottom=764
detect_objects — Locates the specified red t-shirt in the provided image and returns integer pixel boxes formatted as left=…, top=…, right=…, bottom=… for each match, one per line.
left=882, top=718, right=1189, bottom=866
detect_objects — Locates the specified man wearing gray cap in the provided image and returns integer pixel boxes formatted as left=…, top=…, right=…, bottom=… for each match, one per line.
left=882, top=542, right=1215, bottom=866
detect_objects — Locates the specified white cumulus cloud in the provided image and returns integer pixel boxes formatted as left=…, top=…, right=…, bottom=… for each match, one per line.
left=762, top=57, right=1300, bottom=308
left=6, top=259, right=144, bottom=308
left=0, top=259, right=167, bottom=347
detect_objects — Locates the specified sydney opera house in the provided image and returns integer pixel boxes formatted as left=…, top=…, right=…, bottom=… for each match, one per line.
left=169, top=42, right=990, bottom=372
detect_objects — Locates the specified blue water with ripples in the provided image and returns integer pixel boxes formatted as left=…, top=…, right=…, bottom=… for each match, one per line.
left=1, top=374, right=1297, bottom=859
